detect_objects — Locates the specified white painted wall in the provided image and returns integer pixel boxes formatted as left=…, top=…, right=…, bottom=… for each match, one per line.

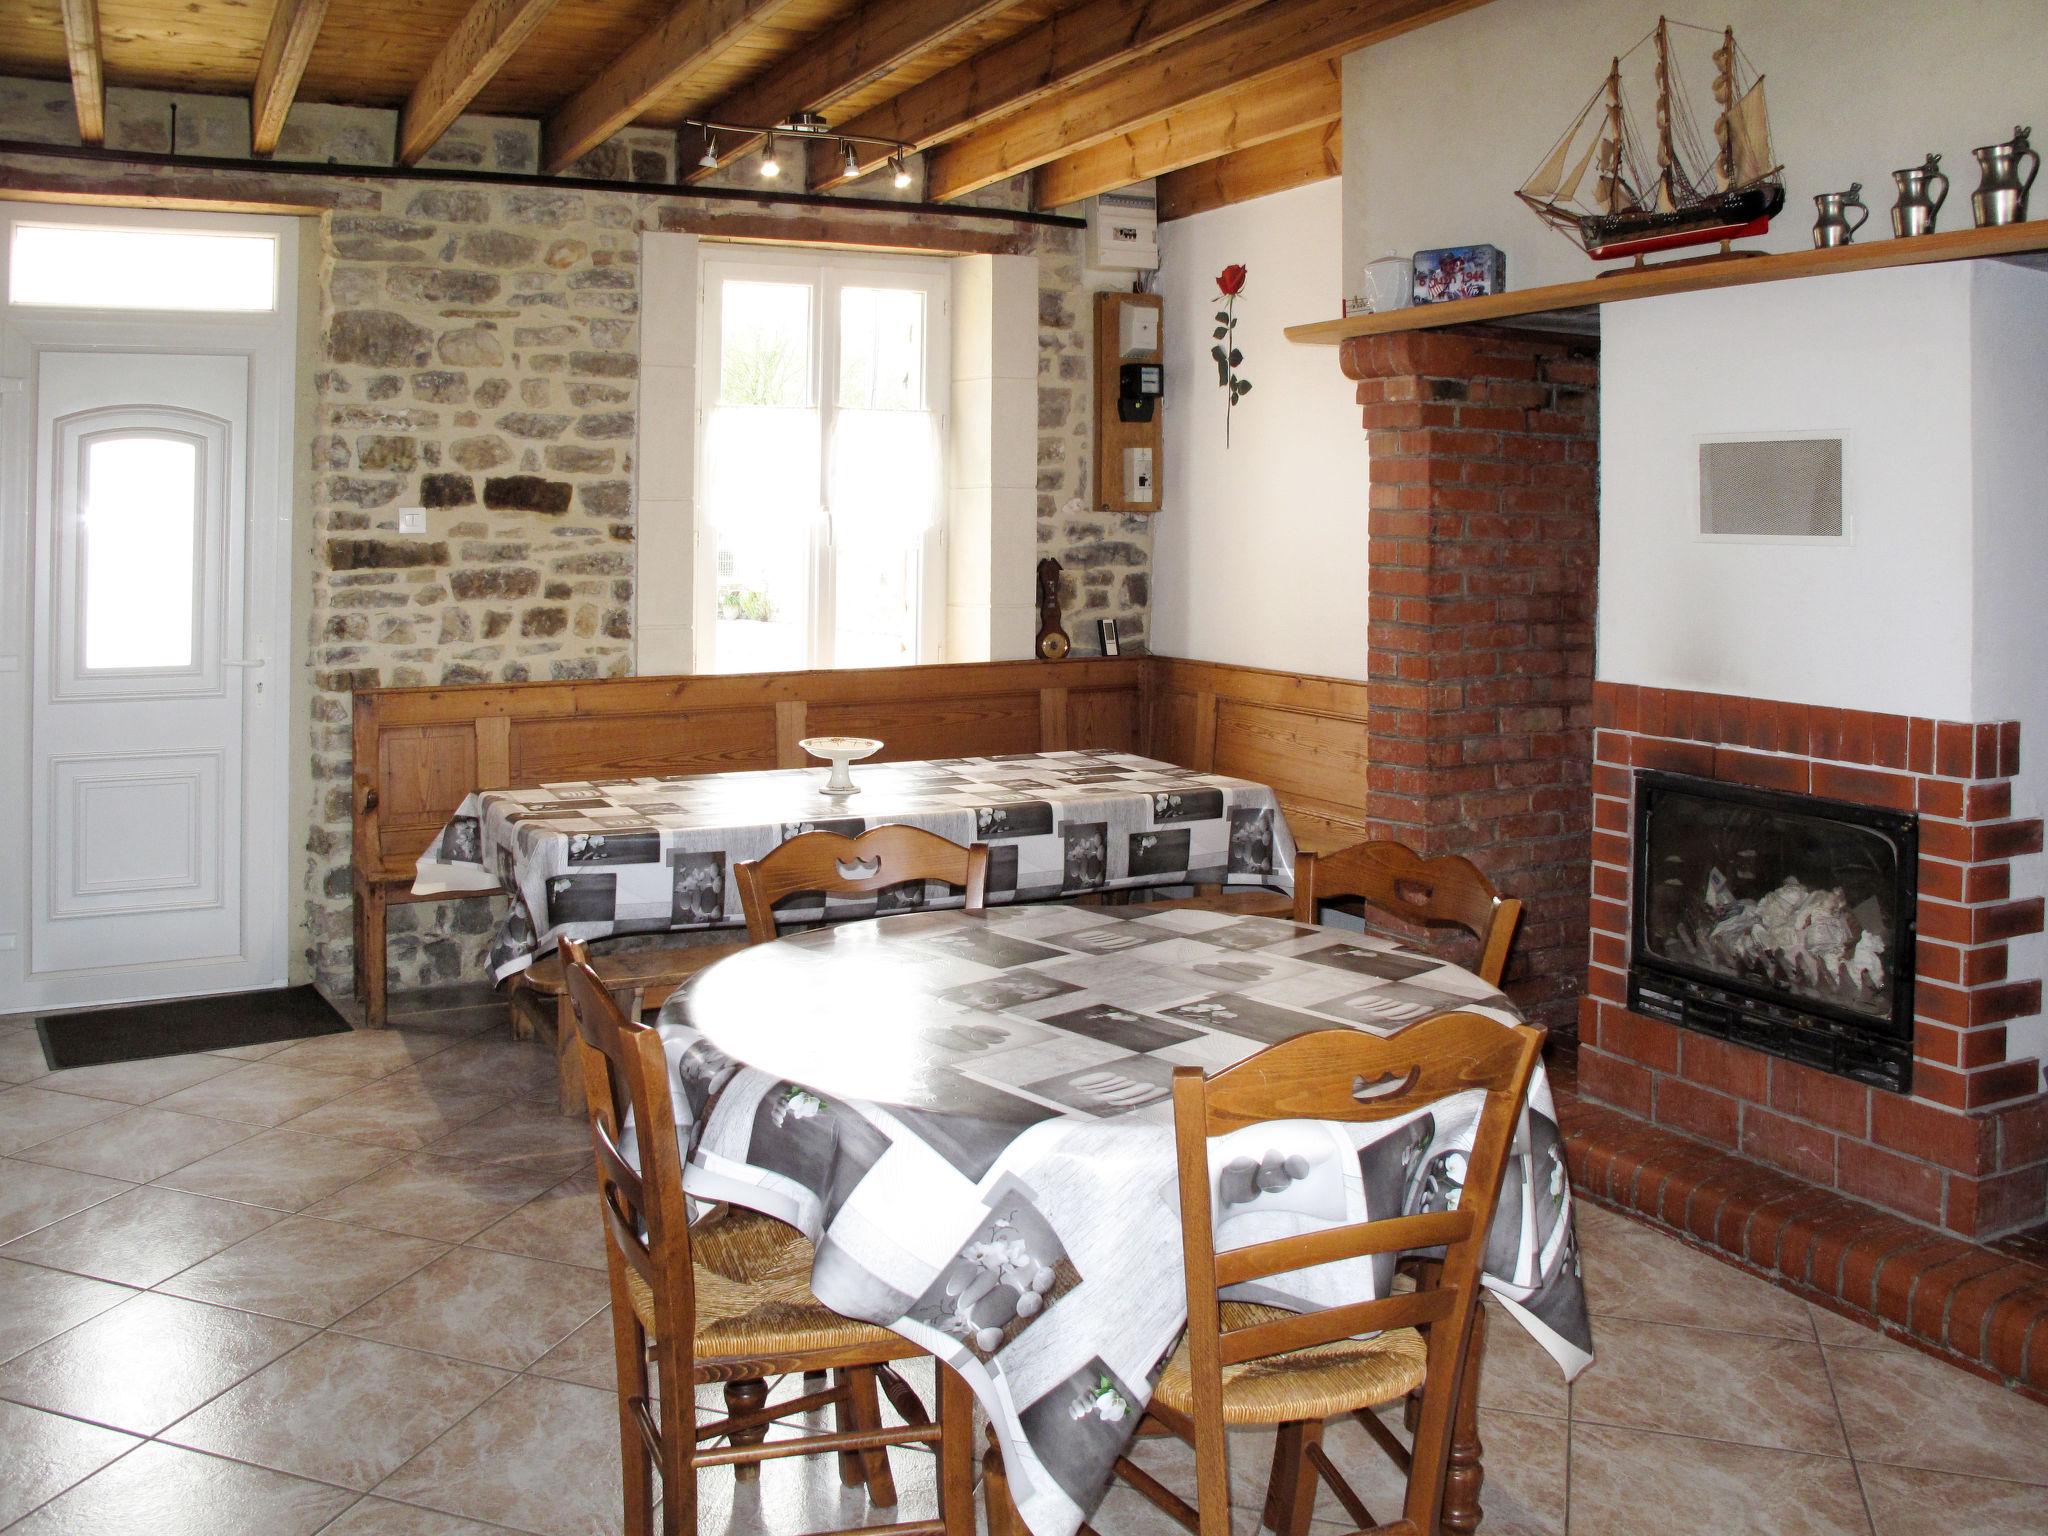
left=1968, top=260, right=2048, bottom=1074
left=1597, top=264, right=1978, bottom=718
left=948, top=253, right=1038, bottom=661
left=1343, top=0, right=2048, bottom=295
left=1152, top=179, right=1370, bottom=678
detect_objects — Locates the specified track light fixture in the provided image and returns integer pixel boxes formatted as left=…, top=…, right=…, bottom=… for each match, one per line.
left=677, top=113, right=913, bottom=188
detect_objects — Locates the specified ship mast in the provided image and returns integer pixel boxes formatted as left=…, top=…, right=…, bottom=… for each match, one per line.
left=1712, top=25, right=1736, bottom=189
left=1599, top=55, right=1625, bottom=213
left=1652, top=15, right=1677, bottom=211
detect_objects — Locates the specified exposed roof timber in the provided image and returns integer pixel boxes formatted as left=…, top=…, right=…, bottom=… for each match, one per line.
left=679, top=0, right=1011, bottom=184
left=1032, top=57, right=1338, bottom=209
left=57, top=0, right=105, bottom=145
left=1156, top=120, right=1341, bottom=221
left=543, top=0, right=810, bottom=175
left=807, top=0, right=1267, bottom=192
left=399, top=0, right=562, bottom=166
left=924, top=0, right=1487, bottom=201
left=252, top=0, right=334, bottom=156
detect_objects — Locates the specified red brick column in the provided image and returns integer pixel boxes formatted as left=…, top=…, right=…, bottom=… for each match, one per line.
left=1338, top=328, right=1599, bottom=1032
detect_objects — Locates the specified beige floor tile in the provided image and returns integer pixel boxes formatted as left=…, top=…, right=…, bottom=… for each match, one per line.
left=153, top=1215, right=448, bottom=1326
left=0, top=1159, right=131, bottom=1247
left=417, top=1099, right=589, bottom=1167
left=1808, top=1301, right=1912, bottom=1353
left=372, top=1373, right=624, bottom=1536
left=465, top=1174, right=603, bottom=1270
left=1568, top=1422, right=1870, bottom=1535
left=0, top=1400, right=141, bottom=1527
left=16, top=1106, right=256, bottom=1183
left=152, top=1062, right=370, bottom=1127
left=389, top=986, right=507, bottom=1020
left=1477, top=1297, right=1572, bottom=1418
left=265, top=1028, right=465, bottom=1080
left=0, top=1185, right=280, bottom=1288
left=0, top=1290, right=309, bottom=1435
left=0, top=1028, right=54, bottom=1085
left=36, top=1054, right=242, bottom=1108
left=525, top=1308, right=619, bottom=1390
left=402, top=1038, right=559, bottom=1101
left=0, top=1259, right=135, bottom=1365
left=302, top=1151, right=577, bottom=1242
left=315, top=1497, right=524, bottom=1535
left=149, top=1128, right=402, bottom=1212
left=688, top=1424, right=942, bottom=1534
left=206, top=1039, right=302, bottom=1061
left=281, top=1075, right=510, bottom=1151
left=0, top=1087, right=125, bottom=1155
left=164, top=1332, right=510, bottom=1492
left=3, top=1439, right=356, bottom=1536
left=1829, top=1343, right=2048, bottom=1485
left=1569, top=1316, right=1847, bottom=1454
left=1578, top=1204, right=1816, bottom=1340
left=1857, top=1461, right=2048, bottom=1535
left=334, top=1246, right=608, bottom=1370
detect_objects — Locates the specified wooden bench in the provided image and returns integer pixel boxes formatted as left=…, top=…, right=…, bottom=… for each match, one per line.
left=350, top=655, right=1369, bottom=1029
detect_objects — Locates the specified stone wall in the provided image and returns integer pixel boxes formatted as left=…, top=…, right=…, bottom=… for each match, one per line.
left=0, top=79, right=1155, bottom=1000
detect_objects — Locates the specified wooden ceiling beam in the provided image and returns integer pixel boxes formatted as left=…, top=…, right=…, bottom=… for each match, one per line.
left=57, top=0, right=105, bottom=145
left=1031, top=57, right=1338, bottom=210
left=1156, top=120, right=1342, bottom=221
left=252, top=0, right=333, bottom=156
left=543, top=0, right=808, bottom=175
left=924, top=0, right=1487, bottom=201
left=679, top=0, right=1011, bottom=184
left=398, top=0, right=562, bottom=166
left=806, top=0, right=1267, bottom=192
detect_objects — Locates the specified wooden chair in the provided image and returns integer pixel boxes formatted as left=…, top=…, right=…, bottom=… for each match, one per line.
left=1112, top=1015, right=1544, bottom=1536
left=1293, top=842, right=1523, bottom=989
left=559, top=938, right=976, bottom=1536
left=737, top=826, right=991, bottom=945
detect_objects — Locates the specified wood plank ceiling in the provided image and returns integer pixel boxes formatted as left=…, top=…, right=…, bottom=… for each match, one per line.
left=0, top=0, right=1489, bottom=216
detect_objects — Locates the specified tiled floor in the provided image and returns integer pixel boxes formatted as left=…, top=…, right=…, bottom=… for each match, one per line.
left=3, top=995, right=2048, bottom=1534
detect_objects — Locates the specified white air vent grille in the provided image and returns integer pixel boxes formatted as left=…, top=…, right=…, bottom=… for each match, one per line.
left=1698, top=436, right=1845, bottom=539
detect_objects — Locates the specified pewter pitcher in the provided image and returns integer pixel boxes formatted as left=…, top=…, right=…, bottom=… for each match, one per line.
left=1813, top=184, right=1869, bottom=248
left=1891, top=154, right=1949, bottom=238
left=1972, top=126, right=2038, bottom=227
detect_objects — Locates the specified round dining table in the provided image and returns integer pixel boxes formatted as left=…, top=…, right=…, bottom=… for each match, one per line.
left=655, top=899, right=1591, bottom=1536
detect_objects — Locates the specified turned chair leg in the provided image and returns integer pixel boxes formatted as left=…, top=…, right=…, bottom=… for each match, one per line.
left=845, top=1366, right=899, bottom=1505
left=937, top=1366, right=975, bottom=1536
left=1441, top=1303, right=1487, bottom=1536
left=723, top=1377, right=770, bottom=1482
left=983, top=1425, right=1020, bottom=1536
left=831, top=1368, right=865, bottom=1488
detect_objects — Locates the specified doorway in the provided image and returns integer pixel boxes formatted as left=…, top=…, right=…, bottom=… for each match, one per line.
left=0, top=205, right=300, bottom=1011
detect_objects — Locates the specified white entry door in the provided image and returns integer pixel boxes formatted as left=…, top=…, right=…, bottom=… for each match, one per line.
left=1, top=206, right=297, bottom=1010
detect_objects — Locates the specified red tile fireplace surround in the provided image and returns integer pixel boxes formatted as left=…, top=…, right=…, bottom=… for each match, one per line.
left=1582, top=681, right=2048, bottom=1239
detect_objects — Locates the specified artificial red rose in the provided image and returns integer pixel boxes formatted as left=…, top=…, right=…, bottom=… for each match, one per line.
left=1216, top=263, right=1248, bottom=296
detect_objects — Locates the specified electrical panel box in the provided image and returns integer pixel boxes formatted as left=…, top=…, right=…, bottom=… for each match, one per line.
left=1086, top=183, right=1159, bottom=271
left=1094, top=291, right=1163, bottom=514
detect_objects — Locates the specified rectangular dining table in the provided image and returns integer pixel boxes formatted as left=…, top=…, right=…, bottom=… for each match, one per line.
left=411, top=749, right=1297, bottom=979
left=655, top=900, right=1593, bottom=1536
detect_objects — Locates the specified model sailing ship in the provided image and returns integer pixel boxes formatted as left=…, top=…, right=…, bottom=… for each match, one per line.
left=1518, top=16, right=1783, bottom=266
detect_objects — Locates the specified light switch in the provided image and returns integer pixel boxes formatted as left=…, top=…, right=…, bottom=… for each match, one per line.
left=399, top=506, right=427, bottom=534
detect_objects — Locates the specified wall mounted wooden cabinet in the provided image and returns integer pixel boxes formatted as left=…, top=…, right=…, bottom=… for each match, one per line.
left=1094, top=290, right=1164, bottom=514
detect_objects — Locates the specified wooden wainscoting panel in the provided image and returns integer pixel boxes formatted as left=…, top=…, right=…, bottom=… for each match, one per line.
left=1147, top=687, right=1206, bottom=770
left=806, top=692, right=1044, bottom=760
left=375, top=724, right=478, bottom=862
left=509, top=707, right=780, bottom=783
left=1212, top=697, right=1368, bottom=817
left=1067, top=686, right=1143, bottom=752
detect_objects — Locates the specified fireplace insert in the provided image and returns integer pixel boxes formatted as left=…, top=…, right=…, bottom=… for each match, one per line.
left=1628, top=770, right=1917, bottom=1092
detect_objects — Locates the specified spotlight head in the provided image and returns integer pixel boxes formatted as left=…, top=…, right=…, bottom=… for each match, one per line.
left=891, top=152, right=911, bottom=190
left=841, top=141, right=861, bottom=178
left=760, top=134, right=781, bottom=179
left=697, top=131, right=719, bottom=171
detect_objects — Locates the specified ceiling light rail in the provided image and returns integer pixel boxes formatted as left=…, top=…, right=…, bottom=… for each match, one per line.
left=680, top=111, right=914, bottom=187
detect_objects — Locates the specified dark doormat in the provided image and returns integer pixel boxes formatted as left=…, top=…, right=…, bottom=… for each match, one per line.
left=36, top=985, right=350, bottom=1070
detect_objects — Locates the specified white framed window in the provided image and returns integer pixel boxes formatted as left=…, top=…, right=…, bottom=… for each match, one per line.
left=7, top=222, right=279, bottom=312
left=697, top=246, right=949, bottom=672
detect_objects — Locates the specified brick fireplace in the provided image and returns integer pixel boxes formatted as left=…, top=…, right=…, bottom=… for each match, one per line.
left=1581, top=683, right=2048, bottom=1238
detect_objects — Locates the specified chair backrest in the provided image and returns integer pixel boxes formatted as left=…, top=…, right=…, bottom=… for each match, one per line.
left=560, top=938, right=695, bottom=1355
left=1172, top=1014, right=1544, bottom=1536
left=736, top=825, right=990, bottom=944
left=1293, top=840, right=1523, bottom=988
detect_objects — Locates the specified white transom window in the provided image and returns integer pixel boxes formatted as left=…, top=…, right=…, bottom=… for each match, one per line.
left=697, top=247, right=949, bottom=672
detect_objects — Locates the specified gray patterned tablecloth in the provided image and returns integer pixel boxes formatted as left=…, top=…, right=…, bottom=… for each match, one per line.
left=412, top=751, right=1295, bottom=980
left=654, top=902, right=1593, bottom=1536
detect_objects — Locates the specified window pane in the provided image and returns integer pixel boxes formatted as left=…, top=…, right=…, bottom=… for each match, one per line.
left=837, top=287, right=924, bottom=410
left=829, top=409, right=937, bottom=541
left=11, top=225, right=277, bottom=311
left=82, top=433, right=200, bottom=670
left=718, top=280, right=812, bottom=406
left=834, top=539, right=919, bottom=669
left=714, top=523, right=809, bottom=673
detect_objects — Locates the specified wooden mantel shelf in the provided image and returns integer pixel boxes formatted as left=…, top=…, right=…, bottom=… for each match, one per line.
left=1285, top=218, right=2048, bottom=344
